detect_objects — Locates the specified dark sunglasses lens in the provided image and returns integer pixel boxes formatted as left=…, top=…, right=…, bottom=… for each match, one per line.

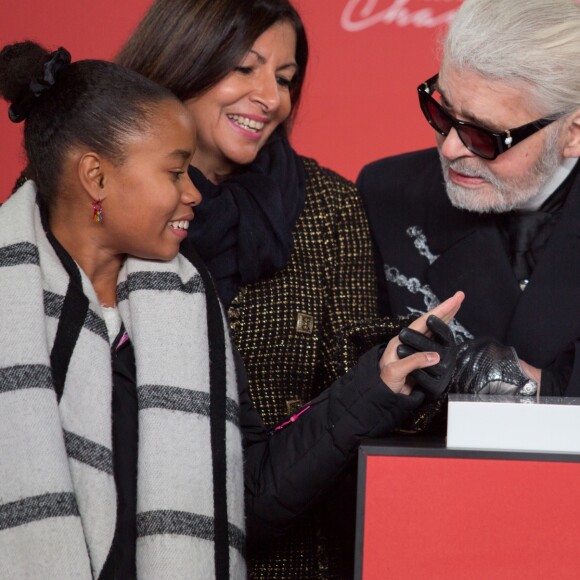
left=420, top=87, right=497, bottom=159
left=421, top=93, right=452, bottom=135
left=458, top=126, right=496, bottom=160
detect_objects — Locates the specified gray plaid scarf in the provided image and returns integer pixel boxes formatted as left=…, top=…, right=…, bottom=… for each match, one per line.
left=0, top=181, right=245, bottom=579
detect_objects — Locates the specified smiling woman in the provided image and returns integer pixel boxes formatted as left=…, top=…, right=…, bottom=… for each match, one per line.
left=185, top=20, right=297, bottom=181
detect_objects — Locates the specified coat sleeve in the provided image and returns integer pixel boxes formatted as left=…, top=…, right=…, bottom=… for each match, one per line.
left=238, top=345, right=424, bottom=543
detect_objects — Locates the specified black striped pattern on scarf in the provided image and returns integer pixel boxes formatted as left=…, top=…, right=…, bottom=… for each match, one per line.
left=137, top=385, right=240, bottom=426
left=63, top=430, right=114, bottom=475
left=0, top=492, right=79, bottom=531
left=137, top=511, right=245, bottom=554
left=0, top=365, right=52, bottom=393
left=0, top=241, right=39, bottom=267
left=117, top=270, right=204, bottom=301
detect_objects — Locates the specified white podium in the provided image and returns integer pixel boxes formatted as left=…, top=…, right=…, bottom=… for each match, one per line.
left=447, top=393, right=580, bottom=453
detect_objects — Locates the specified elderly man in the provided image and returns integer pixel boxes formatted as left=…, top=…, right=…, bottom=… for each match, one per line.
left=358, top=0, right=580, bottom=396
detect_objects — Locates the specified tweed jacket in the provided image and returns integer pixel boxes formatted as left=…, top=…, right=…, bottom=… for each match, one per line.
left=229, top=156, right=378, bottom=579
left=358, top=147, right=580, bottom=396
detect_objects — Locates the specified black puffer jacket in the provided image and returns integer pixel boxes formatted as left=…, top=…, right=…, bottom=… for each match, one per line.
left=108, top=322, right=422, bottom=576
left=240, top=343, right=423, bottom=542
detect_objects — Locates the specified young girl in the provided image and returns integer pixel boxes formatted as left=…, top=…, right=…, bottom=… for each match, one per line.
left=0, top=40, right=462, bottom=579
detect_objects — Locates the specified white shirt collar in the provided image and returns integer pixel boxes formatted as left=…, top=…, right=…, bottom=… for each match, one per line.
left=516, top=156, right=578, bottom=212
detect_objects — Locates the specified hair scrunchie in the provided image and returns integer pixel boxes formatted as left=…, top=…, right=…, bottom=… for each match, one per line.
left=8, top=47, right=71, bottom=123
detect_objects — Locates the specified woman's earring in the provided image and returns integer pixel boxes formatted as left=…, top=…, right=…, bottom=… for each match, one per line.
left=92, top=199, right=103, bottom=223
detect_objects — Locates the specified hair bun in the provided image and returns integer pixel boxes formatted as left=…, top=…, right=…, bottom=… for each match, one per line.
left=0, top=42, right=71, bottom=123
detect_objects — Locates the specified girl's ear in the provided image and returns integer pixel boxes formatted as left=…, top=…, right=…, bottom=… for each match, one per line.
left=78, top=152, right=108, bottom=202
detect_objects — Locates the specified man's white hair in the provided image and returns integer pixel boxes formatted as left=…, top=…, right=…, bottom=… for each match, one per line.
left=443, top=0, right=580, bottom=118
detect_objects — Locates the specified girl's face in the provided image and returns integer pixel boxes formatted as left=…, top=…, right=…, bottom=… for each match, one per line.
left=185, top=20, right=298, bottom=183
left=102, top=99, right=201, bottom=261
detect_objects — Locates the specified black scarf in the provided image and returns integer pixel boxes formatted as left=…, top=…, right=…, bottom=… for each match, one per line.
left=187, top=130, right=306, bottom=306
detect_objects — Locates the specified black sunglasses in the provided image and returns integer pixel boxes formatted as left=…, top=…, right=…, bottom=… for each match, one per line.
left=418, top=74, right=557, bottom=160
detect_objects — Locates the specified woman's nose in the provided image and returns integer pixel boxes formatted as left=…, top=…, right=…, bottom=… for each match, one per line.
left=250, top=72, right=281, bottom=112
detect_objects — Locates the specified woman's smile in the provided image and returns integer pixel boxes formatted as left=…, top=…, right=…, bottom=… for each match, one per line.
left=185, top=21, right=297, bottom=183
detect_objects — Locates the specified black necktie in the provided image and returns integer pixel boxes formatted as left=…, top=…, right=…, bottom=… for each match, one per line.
left=507, top=210, right=555, bottom=284
left=505, top=159, right=580, bottom=287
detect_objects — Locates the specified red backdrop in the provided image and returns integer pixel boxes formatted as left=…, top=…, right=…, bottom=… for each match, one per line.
left=0, top=0, right=462, bottom=202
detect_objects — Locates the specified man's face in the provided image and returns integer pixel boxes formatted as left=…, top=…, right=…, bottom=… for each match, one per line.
left=435, top=61, right=563, bottom=213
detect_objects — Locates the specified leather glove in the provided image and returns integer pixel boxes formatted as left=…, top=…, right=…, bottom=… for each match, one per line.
left=396, top=315, right=457, bottom=400
left=451, top=337, right=537, bottom=396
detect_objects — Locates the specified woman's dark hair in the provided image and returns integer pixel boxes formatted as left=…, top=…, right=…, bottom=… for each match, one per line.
left=116, top=0, right=309, bottom=129
left=0, top=41, right=177, bottom=205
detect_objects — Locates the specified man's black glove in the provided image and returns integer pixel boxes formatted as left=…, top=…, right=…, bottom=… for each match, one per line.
left=396, top=315, right=457, bottom=400
left=451, top=337, right=537, bottom=396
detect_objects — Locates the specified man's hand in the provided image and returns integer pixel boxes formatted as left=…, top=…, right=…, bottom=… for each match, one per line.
left=451, top=337, right=538, bottom=396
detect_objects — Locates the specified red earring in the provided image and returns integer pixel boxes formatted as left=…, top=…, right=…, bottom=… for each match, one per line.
left=92, top=199, right=103, bottom=223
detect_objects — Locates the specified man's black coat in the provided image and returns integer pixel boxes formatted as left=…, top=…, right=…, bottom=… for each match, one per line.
left=358, top=147, right=580, bottom=395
